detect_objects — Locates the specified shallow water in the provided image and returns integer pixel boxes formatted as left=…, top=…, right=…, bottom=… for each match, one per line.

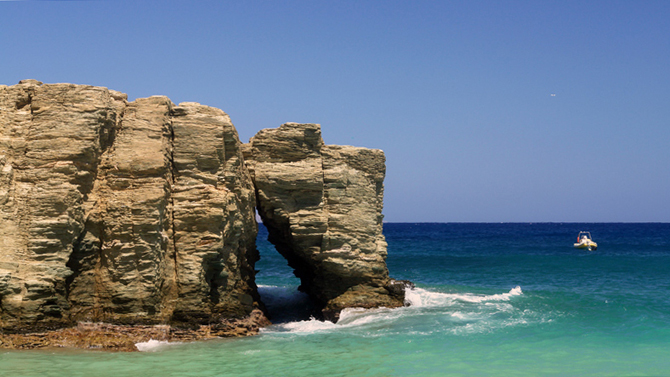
left=2, top=223, right=669, bottom=376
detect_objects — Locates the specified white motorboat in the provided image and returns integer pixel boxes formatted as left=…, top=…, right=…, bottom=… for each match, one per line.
left=574, top=231, right=598, bottom=251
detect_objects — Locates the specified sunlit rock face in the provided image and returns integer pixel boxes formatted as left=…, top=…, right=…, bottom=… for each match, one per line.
left=0, top=81, right=260, bottom=332
left=0, top=80, right=404, bottom=336
left=243, top=123, right=405, bottom=321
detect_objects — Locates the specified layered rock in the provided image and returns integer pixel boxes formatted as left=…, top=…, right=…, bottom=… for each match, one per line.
left=244, top=123, right=405, bottom=321
left=0, top=81, right=261, bottom=333
left=0, top=80, right=125, bottom=330
left=0, top=80, right=404, bottom=344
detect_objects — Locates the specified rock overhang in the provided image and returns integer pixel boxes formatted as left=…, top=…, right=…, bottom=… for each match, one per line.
left=244, top=122, right=405, bottom=321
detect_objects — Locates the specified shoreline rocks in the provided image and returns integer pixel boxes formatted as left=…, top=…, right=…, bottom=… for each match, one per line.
left=0, top=81, right=406, bottom=350
left=0, top=308, right=270, bottom=351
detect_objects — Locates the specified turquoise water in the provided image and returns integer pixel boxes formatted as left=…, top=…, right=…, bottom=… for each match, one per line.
left=2, top=223, right=670, bottom=376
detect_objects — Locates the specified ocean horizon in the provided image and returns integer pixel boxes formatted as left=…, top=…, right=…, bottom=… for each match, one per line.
left=2, top=222, right=669, bottom=376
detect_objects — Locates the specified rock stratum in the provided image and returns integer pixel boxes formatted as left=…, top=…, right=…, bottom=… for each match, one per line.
left=0, top=80, right=405, bottom=350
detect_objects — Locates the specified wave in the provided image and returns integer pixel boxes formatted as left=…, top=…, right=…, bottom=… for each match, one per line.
left=262, top=285, right=529, bottom=336
left=135, top=339, right=180, bottom=352
left=405, top=286, right=523, bottom=307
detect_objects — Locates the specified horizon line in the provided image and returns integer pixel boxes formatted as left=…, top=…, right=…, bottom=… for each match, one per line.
left=380, top=221, right=670, bottom=224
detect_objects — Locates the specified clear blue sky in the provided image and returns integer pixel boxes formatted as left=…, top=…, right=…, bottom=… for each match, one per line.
left=2, top=1, right=668, bottom=222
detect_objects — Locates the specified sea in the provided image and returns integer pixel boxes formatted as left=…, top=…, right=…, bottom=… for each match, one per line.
left=2, top=223, right=669, bottom=376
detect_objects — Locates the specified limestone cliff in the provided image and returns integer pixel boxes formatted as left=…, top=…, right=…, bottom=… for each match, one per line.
left=244, top=123, right=405, bottom=321
left=0, top=80, right=404, bottom=345
left=0, top=80, right=260, bottom=333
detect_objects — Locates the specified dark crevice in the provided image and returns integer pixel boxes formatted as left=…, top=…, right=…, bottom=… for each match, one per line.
left=255, top=202, right=325, bottom=319
left=14, top=84, right=36, bottom=112
left=205, top=260, right=224, bottom=305
left=166, top=113, right=180, bottom=313
left=99, top=108, right=119, bottom=153
left=254, top=222, right=320, bottom=323
left=257, top=285, right=318, bottom=324
left=75, top=105, right=124, bottom=202
left=65, top=98, right=125, bottom=322
left=65, top=216, right=104, bottom=322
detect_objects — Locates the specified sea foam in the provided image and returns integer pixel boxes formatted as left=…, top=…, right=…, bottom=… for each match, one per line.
left=264, top=285, right=525, bottom=335
left=135, top=339, right=178, bottom=352
left=405, top=286, right=523, bottom=307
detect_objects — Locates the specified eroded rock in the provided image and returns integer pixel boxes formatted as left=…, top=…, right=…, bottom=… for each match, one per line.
left=244, top=123, right=405, bottom=321
left=0, top=81, right=263, bottom=334
left=0, top=81, right=404, bottom=348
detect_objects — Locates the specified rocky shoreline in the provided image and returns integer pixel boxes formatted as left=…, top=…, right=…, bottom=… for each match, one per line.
left=0, top=80, right=406, bottom=351
left=0, top=309, right=270, bottom=352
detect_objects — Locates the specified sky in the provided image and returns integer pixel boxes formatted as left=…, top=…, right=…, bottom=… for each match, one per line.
left=1, top=0, right=668, bottom=222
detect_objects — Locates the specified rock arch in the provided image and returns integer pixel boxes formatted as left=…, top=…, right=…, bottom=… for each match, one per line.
left=0, top=81, right=405, bottom=338
left=243, top=123, right=405, bottom=321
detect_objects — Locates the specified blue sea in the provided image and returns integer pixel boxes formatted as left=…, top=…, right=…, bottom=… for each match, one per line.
left=2, top=223, right=670, bottom=376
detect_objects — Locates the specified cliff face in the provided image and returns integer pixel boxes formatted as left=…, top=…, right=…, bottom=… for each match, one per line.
left=244, top=123, right=404, bottom=321
left=0, top=81, right=403, bottom=339
left=0, top=80, right=259, bottom=332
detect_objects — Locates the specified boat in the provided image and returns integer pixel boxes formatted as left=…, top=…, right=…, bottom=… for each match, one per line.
left=574, top=231, right=597, bottom=251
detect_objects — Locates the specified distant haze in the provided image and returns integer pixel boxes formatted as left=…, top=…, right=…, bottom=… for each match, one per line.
left=2, top=1, right=668, bottom=222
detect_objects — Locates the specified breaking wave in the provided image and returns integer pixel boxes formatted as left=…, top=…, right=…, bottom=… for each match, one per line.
left=404, top=285, right=523, bottom=306
left=262, top=285, right=536, bottom=336
left=135, top=339, right=180, bottom=352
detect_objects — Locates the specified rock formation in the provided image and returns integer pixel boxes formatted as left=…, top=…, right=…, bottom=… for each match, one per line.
left=0, top=80, right=405, bottom=348
left=0, top=80, right=260, bottom=334
left=243, top=123, right=405, bottom=321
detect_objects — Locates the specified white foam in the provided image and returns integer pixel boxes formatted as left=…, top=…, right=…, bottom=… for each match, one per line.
left=453, top=286, right=523, bottom=303
left=450, top=311, right=469, bottom=320
left=405, top=286, right=523, bottom=307
left=264, top=285, right=527, bottom=336
left=450, top=311, right=535, bottom=336
left=135, top=339, right=176, bottom=352
left=403, top=287, right=455, bottom=307
left=268, top=306, right=401, bottom=334
left=274, top=316, right=339, bottom=333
